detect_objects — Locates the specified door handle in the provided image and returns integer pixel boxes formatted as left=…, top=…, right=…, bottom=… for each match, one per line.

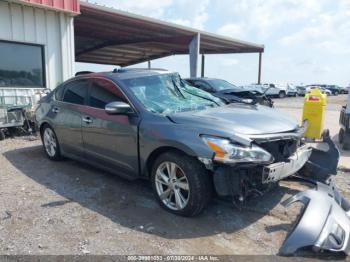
left=52, top=107, right=60, bottom=113
left=82, top=116, right=92, bottom=124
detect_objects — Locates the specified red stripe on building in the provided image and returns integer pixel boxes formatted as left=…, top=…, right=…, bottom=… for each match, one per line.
left=19, top=0, right=80, bottom=13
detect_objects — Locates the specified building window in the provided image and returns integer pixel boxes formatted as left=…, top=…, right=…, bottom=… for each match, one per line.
left=0, top=41, right=45, bottom=88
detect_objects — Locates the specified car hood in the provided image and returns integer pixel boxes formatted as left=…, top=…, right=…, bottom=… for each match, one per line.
left=216, top=88, right=262, bottom=95
left=167, top=104, right=299, bottom=135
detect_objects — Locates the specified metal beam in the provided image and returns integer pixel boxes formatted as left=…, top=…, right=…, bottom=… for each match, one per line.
left=148, top=60, right=151, bottom=69
left=76, top=35, right=193, bottom=57
left=189, top=33, right=200, bottom=78
left=201, top=54, right=205, bottom=77
left=258, top=52, right=262, bottom=84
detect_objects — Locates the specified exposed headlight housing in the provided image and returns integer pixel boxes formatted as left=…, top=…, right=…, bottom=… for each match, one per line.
left=201, top=135, right=273, bottom=164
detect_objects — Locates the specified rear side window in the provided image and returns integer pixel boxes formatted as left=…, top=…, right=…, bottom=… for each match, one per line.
left=62, top=79, right=88, bottom=105
left=88, top=78, right=126, bottom=109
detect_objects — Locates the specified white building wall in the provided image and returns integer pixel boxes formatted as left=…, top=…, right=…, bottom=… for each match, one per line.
left=0, top=0, right=75, bottom=105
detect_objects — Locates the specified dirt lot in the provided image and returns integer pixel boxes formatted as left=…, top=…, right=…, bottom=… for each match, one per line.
left=0, top=95, right=349, bottom=256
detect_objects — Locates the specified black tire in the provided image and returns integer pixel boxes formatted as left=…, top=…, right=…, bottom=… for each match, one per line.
left=151, top=151, right=212, bottom=217
left=0, top=129, right=5, bottom=141
left=344, top=143, right=350, bottom=150
left=41, top=124, right=62, bottom=161
left=339, top=128, right=350, bottom=150
left=339, top=128, right=344, bottom=144
left=334, top=91, right=339, bottom=96
left=278, top=91, right=286, bottom=98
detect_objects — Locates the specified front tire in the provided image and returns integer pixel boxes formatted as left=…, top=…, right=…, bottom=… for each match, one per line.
left=41, top=124, right=62, bottom=161
left=279, top=91, right=286, bottom=98
left=151, top=151, right=212, bottom=216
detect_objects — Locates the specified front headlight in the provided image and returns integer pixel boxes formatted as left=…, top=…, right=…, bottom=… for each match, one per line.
left=201, top=135, right=273, bottom=164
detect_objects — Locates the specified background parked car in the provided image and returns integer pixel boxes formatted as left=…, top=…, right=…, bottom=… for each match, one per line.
left=284, top=83, right=298, bottom=97
left=306, top=85, right=332, bottom=96
left=296, top=86, right=307, bottom=96
left=322, top=85, right=340, bottom=95
left=340, top=86, right=349, bottom=94
left=185, top=78, right=274, bottom=107
left=259, top=83, right=287, bottom=98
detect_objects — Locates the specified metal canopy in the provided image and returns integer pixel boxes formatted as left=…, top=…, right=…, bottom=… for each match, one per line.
left=75, top=2, right=264, bottom=67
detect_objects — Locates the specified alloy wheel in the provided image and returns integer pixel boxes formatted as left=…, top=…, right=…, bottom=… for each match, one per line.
left=155, top=161, right=190, bottom=211
left=43, top=128, right=57, bottom=157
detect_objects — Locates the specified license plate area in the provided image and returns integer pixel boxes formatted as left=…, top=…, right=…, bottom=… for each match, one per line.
left=262, top=145, right=312, bottom=183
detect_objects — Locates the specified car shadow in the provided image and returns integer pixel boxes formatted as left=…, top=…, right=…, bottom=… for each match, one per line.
left=4, top=145, right=300, bottom=240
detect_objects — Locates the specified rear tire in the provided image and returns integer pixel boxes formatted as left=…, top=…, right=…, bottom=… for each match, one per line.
left=41, top=124, right=62, bottom=161
left=0, top=129, right=5, bottom=140
left=151, top=151, right=212, bottom=216
left=339, top=128, right=344, bottom=144
left=338, top=129, right=349, bottom=150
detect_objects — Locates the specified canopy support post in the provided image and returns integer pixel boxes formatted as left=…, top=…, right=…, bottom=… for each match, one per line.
left=201, top=54, right=205, bottom=77
left=189, top=33, right=200, bottom=77
left=347, top=88, right=350, bottom=114
left=258, top=52, right=262, bottom=84
left=147, top=60, right=151, bottom=69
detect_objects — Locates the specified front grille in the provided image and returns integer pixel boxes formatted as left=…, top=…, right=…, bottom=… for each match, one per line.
left=258, top=139, right=300, bottom=162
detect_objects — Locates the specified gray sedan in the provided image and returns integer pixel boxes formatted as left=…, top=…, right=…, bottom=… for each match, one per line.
left=35, top=69, right=311, bottom=216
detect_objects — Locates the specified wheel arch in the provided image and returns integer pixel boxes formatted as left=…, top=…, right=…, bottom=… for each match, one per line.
left=144, top=146, right=196, bottom=178
left=39, top=121, right=51, bottom=137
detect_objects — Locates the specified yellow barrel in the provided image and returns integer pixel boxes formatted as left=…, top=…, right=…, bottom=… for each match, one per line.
left=302, top=88, right=327, bottom=139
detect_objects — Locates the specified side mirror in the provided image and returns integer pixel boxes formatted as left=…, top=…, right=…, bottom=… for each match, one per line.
left=105, top=101, right=133, bottom=115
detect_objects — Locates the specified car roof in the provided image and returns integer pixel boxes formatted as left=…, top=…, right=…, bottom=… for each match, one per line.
left=73, top=68, right=175, bottom=82
left=185, top=77, right=222, bottom=81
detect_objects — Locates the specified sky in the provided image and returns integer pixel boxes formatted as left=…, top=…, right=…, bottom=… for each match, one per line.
left=76, top=0, right=350, bottom=86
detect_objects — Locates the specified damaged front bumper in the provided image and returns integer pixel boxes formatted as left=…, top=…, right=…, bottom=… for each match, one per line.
left=211, top=144, right=313, bottom=198
left=262, top=145, right=312, bottom=183
left=280, top=181, right=350, bottom=256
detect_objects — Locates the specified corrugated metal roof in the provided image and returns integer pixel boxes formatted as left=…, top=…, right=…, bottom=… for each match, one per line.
left=75, top=2, right=264, bottom=67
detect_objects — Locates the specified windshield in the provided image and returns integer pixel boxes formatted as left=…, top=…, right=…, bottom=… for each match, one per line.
left=179, top=80, right=223, bottom=104
left=206, top=79, right=239, bottom=91
left=123, top=74, right=223, bottom=114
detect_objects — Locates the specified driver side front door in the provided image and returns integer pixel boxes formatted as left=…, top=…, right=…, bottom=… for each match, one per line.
left=81, top=78, right=140, bottom=178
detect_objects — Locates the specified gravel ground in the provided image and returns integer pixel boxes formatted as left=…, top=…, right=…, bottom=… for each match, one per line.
left=0, top=94, right=349, bottom=256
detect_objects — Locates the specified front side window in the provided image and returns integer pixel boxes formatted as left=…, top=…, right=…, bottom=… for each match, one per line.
left=0, top=41, right=45, bottom=87
left=88, top=78, right=126, bottom=109
left=123, top=74, right=221, bottom=114
left=62, top=79, right=88, bottom=105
